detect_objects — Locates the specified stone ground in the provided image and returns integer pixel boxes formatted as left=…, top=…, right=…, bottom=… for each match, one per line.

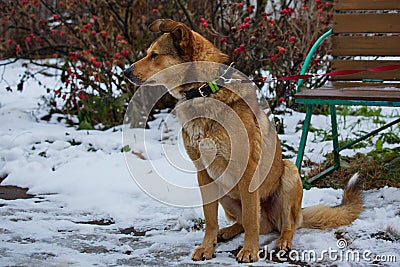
left=0, top=183, right=237, bottom=266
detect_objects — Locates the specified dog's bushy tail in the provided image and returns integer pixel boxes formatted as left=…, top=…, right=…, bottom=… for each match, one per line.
left=301, top=173, right=363, bottom=229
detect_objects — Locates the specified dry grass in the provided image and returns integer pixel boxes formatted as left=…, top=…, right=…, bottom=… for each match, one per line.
left=306, top=148, right=400, bottom=190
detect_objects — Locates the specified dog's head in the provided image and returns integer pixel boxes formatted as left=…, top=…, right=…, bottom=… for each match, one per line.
left=124, top=19, right=228, bottom=86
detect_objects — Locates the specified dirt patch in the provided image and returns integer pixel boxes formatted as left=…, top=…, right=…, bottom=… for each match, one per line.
left=80, top=245, right=110, bottom=254
left=119, top=227, right=147, bottom=236
left=0, top=174, right=34, bottom=201
left=75, top=218, right=115, bottom=226
left=370, top=231, right=396, bottom=242
left=0, top=185, right=34, bottom=200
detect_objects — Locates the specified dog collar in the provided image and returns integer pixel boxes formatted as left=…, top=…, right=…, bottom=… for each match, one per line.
left=184, top=64, right=235, bottom=100
left=184, top=80, right=219, bottom=100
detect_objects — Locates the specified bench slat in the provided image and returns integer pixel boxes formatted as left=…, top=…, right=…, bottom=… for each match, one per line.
left=296, top=84, right=400, bottom=102
left=331, top=60, right=400, bottom=81
left=334, top=0, right=400, bottom=10
left=333, top=13, right=400, bottom=33
left=332, top=36, right=400, bottom=56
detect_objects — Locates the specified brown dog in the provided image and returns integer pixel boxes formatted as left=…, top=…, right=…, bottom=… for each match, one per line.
left=124, top=19, right=363, bottom=263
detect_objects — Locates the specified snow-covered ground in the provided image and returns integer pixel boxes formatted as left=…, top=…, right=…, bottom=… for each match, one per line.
left=0, top=61, right=399, bottom=266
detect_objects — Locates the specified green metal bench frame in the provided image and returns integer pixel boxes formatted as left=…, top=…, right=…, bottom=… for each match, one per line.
left=295, top=29, right=400, bottom=185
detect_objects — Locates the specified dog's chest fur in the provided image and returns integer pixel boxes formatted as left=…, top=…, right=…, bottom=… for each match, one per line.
left=175, top=98, right=257, bottom=199
left=176, top=100, right=232, bottom=182
left=182, top=118, right=231, bottom=179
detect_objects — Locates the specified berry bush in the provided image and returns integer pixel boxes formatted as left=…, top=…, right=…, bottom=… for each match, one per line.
left=193, top=0, right=333, bottom=110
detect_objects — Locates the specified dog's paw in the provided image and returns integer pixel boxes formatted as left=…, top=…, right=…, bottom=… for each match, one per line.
left=217, top=226, right=241, bottom=242
left=236, top=247, right=259, bottom=263
left=275, top=238, right=292, bottom=251
left=192, top=245, right=215, bottom=261
left=217, top=229, right=231, bottom=242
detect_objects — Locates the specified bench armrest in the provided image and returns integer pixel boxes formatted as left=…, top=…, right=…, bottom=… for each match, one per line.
left=296, top=29, right=333, bottom=93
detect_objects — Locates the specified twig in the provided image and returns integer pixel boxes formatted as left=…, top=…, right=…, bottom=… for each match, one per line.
left=175, top=0, right=194, bottom=29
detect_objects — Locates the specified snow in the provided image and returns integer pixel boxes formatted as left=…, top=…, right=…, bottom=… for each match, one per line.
left=1, top=61, right=399, bottom=266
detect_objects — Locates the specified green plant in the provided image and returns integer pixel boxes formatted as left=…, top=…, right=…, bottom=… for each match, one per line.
left=379, top=130, right=400, bottom=145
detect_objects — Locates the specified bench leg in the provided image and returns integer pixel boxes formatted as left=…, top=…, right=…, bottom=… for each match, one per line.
left=330, top=105, right=341, bottom=170
left=296, top=104, right=313, bottom=173
left=305, top=105, right=341, bottom=184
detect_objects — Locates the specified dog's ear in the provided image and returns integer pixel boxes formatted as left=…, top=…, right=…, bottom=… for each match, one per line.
left=149, top=19, right=195, bottom=61
left=148, top=19, right=167, bottom=33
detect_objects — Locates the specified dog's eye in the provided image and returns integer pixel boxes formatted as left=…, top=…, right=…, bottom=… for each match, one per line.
left=150, top=53, right=158, bottom=60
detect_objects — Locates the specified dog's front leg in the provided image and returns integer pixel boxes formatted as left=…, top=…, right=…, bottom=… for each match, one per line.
left=192, top=169, right=219, bottom=261
left=236, top=169, right=260, bottom=263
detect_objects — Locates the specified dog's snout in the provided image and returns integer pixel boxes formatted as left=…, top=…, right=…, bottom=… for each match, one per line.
left=123, top=64, right=142, bottom=85
left=124, top=65, right=134, bottom=77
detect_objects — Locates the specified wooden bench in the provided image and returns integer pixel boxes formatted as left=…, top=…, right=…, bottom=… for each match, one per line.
left=295, top=0, right=400, bottom=184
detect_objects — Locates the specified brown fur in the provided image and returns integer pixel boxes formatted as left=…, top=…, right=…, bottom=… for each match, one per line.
left=124, top=19, right=363, bottom=263
left=302, top=179, right=363, bottom=229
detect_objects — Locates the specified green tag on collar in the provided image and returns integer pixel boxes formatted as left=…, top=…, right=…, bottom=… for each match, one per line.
left=208, top=80, right=219, bottom=93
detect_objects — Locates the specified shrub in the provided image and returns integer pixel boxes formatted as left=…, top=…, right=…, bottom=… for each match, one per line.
left=0, top=0, right=333, bottom=129
left=191, top=0, right=333, bottom=110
